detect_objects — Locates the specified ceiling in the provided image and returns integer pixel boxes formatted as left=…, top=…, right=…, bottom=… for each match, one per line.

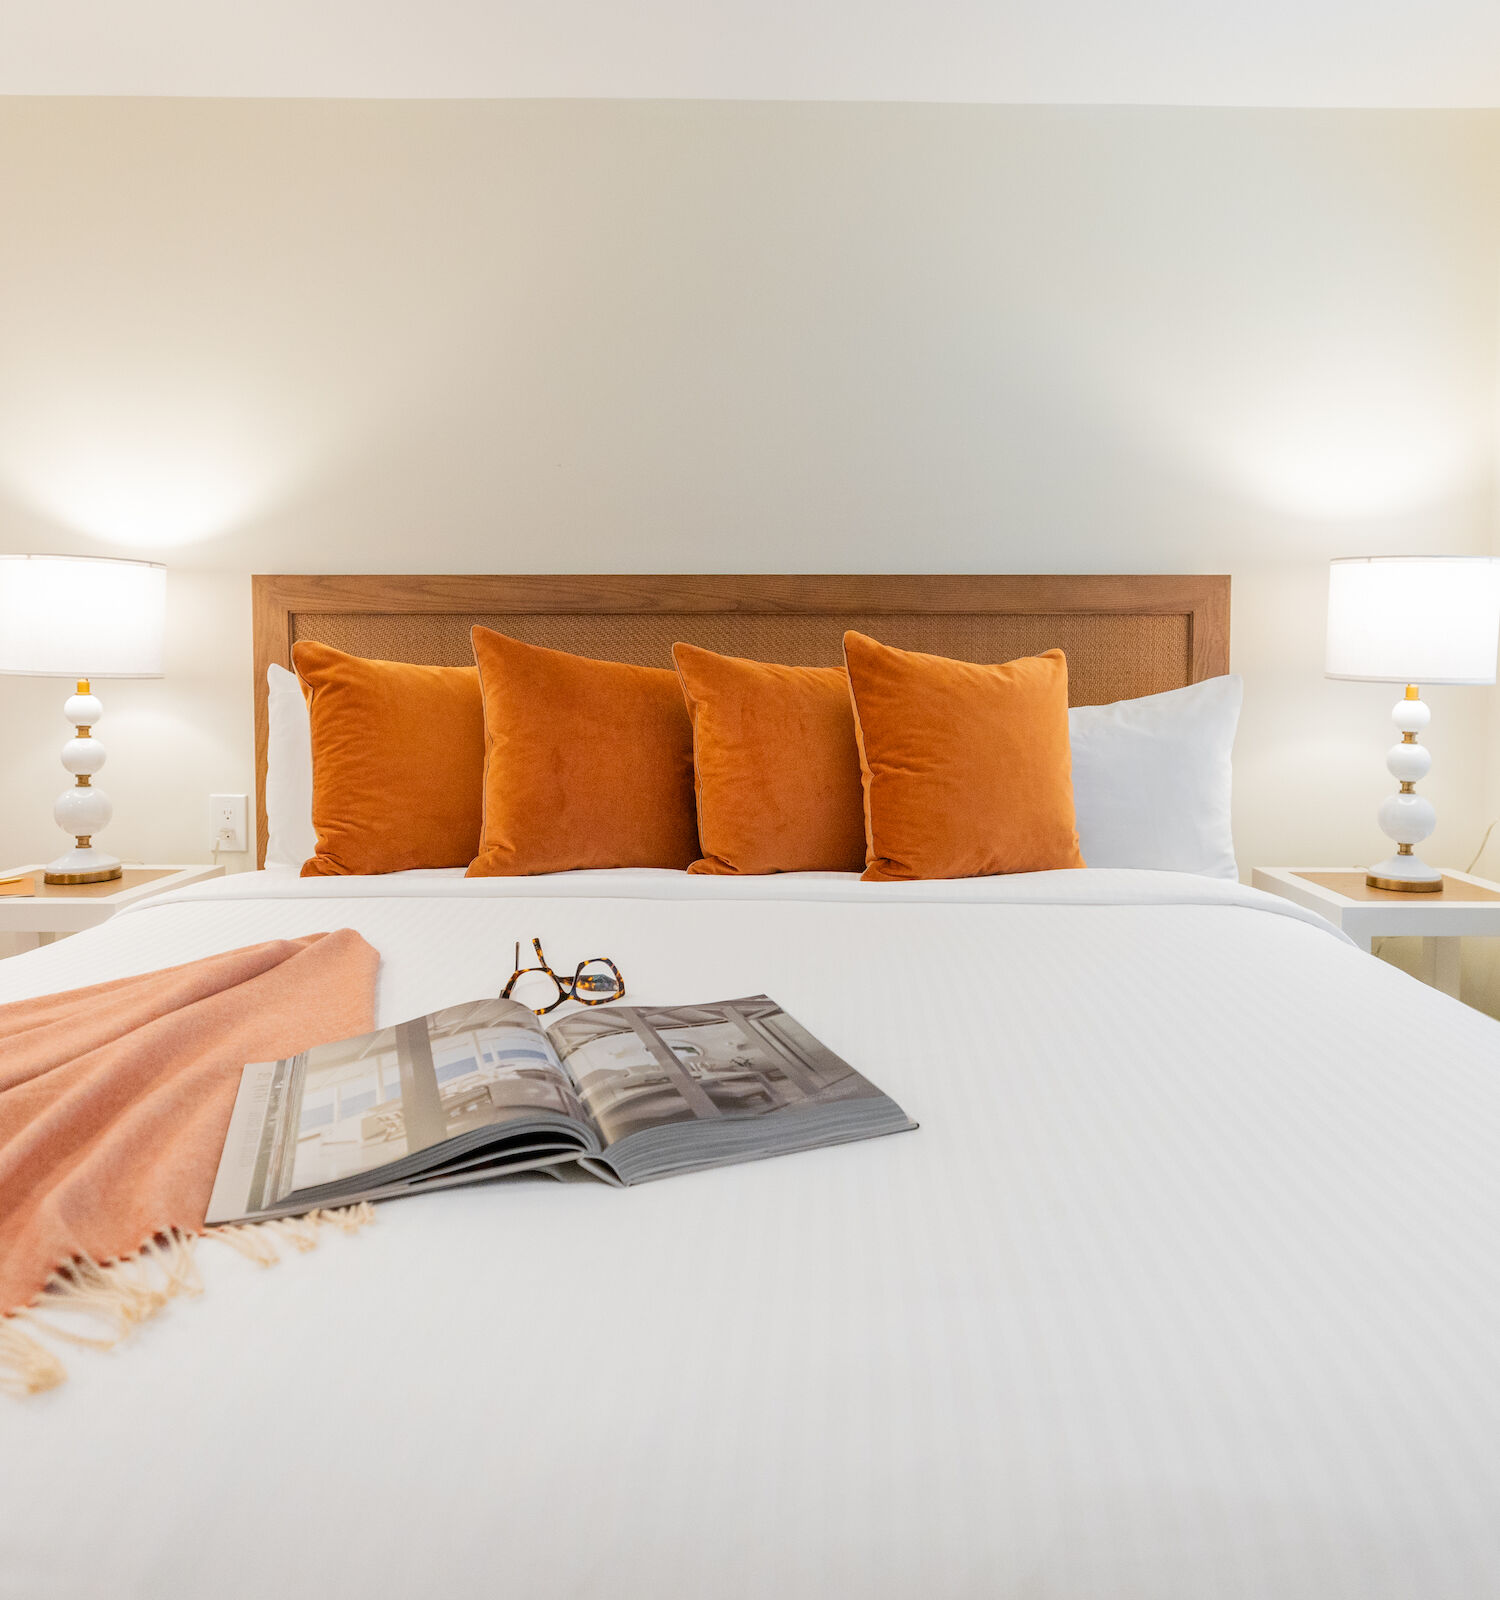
left=1, top=0, right=1498, bottom=106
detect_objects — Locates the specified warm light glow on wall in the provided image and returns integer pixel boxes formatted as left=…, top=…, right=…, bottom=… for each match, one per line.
left=1108, top=296, right=1488, bottom=530
left=2, top=439, right=268, bottom=549
left=0, top=391, right=293, bottom=549
left=1204, top=371, right=1483, bottom=525
left=1225, top=418, right=1478, bottom=523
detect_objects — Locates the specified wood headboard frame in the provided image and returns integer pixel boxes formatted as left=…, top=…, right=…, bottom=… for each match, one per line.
left=251, top=572, right=1230, bottom=868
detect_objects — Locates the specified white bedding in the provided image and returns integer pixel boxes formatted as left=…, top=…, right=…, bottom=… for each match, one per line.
left=3, top=867, right=1499, bottom=1600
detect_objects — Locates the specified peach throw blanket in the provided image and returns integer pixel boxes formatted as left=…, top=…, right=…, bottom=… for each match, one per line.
left=0, top=930, right=379, bottom=1381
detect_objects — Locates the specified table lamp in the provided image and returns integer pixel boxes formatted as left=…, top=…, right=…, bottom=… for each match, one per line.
left=0, top=554, right=166, bottom=884
left=1326, top=555, right=1500, bottom=892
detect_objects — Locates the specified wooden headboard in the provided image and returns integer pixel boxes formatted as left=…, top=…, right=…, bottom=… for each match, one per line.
left=252, top=572, right=1230, bottom=867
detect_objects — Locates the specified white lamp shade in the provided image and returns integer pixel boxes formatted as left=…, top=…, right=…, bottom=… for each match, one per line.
left=1326, top=556, right=1500, bottom=685
left=0, top=554, right=166, bottom=678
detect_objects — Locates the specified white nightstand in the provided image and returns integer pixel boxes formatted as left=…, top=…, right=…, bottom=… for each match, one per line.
left=1252, top=867, right=1500, bottom=1000
left=0, top=864, right=225, bottom=952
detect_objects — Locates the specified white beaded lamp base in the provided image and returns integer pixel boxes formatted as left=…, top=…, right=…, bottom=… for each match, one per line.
left=1367, top=687, right=1442, bottom=893
left=44, top=680, right=122, bottom=885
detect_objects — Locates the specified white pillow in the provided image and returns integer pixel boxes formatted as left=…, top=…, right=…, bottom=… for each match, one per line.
left=265, top=663, right=317, bottom=872
left=1068, top=675, right=1242, bottom=880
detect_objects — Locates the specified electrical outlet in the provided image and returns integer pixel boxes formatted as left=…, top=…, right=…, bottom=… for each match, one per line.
left=209, top=793, right=248, bottom=853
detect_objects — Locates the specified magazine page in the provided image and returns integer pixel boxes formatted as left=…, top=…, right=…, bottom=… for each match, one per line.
left=207, top=996, right=600, bottom=1223
left=546, top=995, right=915, bottom=1182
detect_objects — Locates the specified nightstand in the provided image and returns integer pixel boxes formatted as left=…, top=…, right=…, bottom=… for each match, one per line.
left=0, top=864, right=225, bottom=952
left=1252, top=867, right=1500, bottom=1000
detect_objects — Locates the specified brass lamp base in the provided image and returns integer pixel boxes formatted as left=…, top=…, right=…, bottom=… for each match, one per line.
left=44, top=865, right=124, bottom=886
left=1366, top=872, right=1443, bottom=893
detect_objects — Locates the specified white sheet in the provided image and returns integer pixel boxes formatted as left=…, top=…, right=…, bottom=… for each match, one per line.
left=3, top=868, right=1498, bottom=1600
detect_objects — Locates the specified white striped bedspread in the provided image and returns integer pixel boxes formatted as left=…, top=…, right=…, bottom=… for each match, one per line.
left=1, top=866, right=1498, bottom=1600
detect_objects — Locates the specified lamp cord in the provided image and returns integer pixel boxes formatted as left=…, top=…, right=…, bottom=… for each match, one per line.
left=1467, top=820, right=1498, bottom=876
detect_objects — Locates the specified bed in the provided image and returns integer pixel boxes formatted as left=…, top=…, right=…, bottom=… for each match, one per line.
left=4, top=574, right=1499, bottom=1600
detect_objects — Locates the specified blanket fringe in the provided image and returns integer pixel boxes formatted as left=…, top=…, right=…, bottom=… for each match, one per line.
left=1, top=1204, right=377, bottom=1397
left=0, top=1319, right=67, bottom=1397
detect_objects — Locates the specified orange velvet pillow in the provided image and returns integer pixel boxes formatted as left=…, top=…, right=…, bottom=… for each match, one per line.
left=293, top=640, right=485, bottom=877
left=842, top=633, right=1085, bottom=881
left=467, top=627, right=699, bottom=876
left=673, top=643, right=867, bottom=875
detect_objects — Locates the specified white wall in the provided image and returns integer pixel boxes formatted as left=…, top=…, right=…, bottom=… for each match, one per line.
left=2, top=100, right=1499, bottom=1001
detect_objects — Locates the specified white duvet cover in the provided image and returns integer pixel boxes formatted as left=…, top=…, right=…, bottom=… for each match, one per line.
left=2, top=867, right=1498, bottom=1600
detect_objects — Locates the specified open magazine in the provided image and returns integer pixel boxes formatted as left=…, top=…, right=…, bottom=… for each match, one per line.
left=206, top=995, right=916, bottom=1224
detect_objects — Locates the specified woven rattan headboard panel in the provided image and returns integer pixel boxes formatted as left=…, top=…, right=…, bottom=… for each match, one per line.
left=252, top=573, right=1229, bottom=866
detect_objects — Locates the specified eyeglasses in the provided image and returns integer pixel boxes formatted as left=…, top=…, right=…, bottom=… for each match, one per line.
left=502, top=937, right=625, bottom=1015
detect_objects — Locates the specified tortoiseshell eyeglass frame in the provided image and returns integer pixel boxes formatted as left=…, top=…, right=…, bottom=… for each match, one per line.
left=502, top=937, right=626, bottom=1016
